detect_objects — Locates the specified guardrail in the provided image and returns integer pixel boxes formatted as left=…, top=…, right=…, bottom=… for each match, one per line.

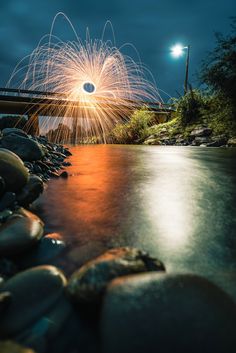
left=0, top=87, right=175, bottom=111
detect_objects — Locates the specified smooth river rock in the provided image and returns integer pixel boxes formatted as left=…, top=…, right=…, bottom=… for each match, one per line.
left=67, top=247, right=165, bottom=303
left=16, top=175, right=44, bottom=207
left=0, top=211, right=44, bottom=256
left=18, top=236, right=66, bottom=269
left=1, top=134, right=45, bottom=161
left=101, top=273, right=236, bottom=353
left=0, top=149, right=29, bottom=192
left=0, top=265, right=67, bottom=337
left=2, top=128, right=29, bottom=138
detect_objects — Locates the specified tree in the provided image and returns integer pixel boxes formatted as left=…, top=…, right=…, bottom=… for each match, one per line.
left=200, top=19, right=236, bottom=108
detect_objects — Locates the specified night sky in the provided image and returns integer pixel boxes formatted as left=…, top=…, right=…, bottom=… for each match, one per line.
left=0, top=0, right=235, bottom=100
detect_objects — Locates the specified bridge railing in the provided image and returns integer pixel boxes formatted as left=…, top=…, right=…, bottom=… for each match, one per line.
left=0, top=87, right=175, bottom=112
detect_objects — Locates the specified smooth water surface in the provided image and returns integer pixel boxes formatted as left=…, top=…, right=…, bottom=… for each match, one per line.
left=38, top=145, right=236, bottom=294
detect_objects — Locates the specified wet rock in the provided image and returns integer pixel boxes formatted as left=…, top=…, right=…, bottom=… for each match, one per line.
left=67, top=247, right=165, bottom=303
left=1, top=134, right=45, bottom=161
left=0, top=341, right=35, bottom=353
left=206, top=135, right=228, bottom=147
left=0, top=212, right=44, bottom=256
left=60, top=171, right=68, bottom=178
left=0, top=210, right=13, bottom=223
left=0, top=192, right=16, bottom=211
left=15, top=296, right=82, bottom=353
left=228, top=137, right=236, bottom=147
left=0, top=291, right=11, bottom=315
left=2, top=128, right=29, bottom=138
left=18, top=236, right=66, bottom=269
left=0, top=149, right=29, bottom=192
left=0, top=258, right=18, bottom=279
left=190, top=127, right=212, bottom=138
left=16, top=175, right=44, bottom=207
left=0, top=265, right=67, bottom=337
left=101, top=273, right=236, bottom=353
left=0, top=176, right=5, bottom=197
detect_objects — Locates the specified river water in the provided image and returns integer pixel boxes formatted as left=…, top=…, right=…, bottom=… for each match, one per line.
left=37, top=145, right=236, bottom=296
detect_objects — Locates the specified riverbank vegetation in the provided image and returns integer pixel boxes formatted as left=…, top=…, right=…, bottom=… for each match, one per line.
left=111, top=19, right=236, bottom=147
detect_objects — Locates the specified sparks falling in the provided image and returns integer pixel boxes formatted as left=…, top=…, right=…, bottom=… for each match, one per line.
left=7, top=13, right=161, bottom=142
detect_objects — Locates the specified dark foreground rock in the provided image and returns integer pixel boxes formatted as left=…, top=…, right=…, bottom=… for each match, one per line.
left=0, top=149, right=29, bottom=192
left=1, top=134, right=45, bottom=161
left=101, top=273, right=236, bottom=353
left=0, top=210, right=44, bottom=256
left=67, top=247, right=165, bottom=303
left=16, top=175, right=44, bottom=207
left=0, top=265, right=67, bottom=337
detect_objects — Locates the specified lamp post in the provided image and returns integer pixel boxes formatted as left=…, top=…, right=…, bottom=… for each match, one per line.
left=171, top=44, right=190, bottom=95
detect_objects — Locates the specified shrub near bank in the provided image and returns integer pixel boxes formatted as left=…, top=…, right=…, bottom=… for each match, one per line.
left=111, top=107, right=155, bottom=144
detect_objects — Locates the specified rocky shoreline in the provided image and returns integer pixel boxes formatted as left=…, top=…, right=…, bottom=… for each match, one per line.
left=1, top=128, right=236, bottom=353
left=144, top=125, right=236, bottom=147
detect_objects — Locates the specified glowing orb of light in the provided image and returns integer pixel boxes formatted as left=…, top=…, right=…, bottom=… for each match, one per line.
left=82, top=82, right=96, bottom=94
left=171, top=44, right=185, bottom=58
left=7, top=13, right=161, bottom=142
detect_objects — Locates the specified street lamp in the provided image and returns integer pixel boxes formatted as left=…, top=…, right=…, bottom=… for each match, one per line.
left=171, top=44, right=190, bottom=95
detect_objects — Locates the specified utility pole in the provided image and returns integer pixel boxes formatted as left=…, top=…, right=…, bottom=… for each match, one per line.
left=184, top=45, right=190, bottom=95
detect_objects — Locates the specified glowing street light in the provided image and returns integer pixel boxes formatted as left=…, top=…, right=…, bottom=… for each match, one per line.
left=171, top=44, right=190, bottom=95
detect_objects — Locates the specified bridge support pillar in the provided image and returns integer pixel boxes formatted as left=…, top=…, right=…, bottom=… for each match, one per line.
left=25, top=113, right=39, bottom=136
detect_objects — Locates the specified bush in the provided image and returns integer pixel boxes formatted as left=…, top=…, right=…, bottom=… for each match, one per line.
left=111, top=107, right=155, bottom=143
left=173, top=89, right=207, bottom=126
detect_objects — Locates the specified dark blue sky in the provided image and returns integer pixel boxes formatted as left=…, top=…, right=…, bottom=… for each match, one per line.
left=0, top=0, right=235, bottom=100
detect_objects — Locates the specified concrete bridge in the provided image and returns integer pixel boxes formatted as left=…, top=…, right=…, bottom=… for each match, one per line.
left=0, top=87, right=173, bottom=135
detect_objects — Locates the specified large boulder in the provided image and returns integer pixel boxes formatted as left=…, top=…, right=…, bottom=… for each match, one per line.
left=67, top=247, right=165, bottom=303
left=0, top=265, right=67, bottom=337
left=0, top=211, right=44, bottom=256
left=101, top=273, right=236, bottom=353
left=0, top=149, right=29, bottom=192
left=1, top=134, right=45, bottom=161
left=228, top=137, right=236, bottom=147
left=190, top=127, right=212, bottom=138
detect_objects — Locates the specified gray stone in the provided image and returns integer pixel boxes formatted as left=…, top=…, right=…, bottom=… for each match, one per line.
left=16, top=175, right=44, bottom=207
left=1, top=134, right=45, bottom=161
left=190, top=127, right=212, bottom=137
left=143, top=138, right=160, bottom=145
left=228, top=137, right=236, bottom=147
left=194, top=136, right=211, bottom=145
left=2, top=128, right=29, bottom=138
left=101, top=273, right=236, bottom=353
left=0, top=265, right=67, bottom=336
left=0, top=149, right=29, bottom=192
left=67, top=247, right=165, bottom=303
left=0, top=211, right=44, bottom=256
